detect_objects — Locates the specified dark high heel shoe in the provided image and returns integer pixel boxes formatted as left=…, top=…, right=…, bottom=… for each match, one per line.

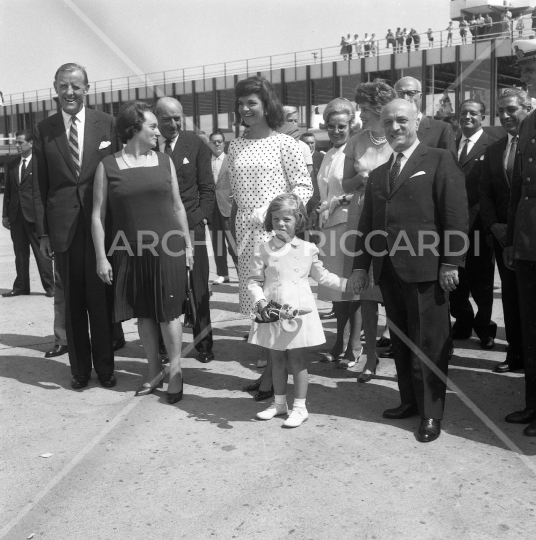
left=166, top=387, right=183, bottom=404
left=358, top=357, right=379, bottom=383
left=243, top=377, right=262, bottom=392
left=254, top=387, right=274, bottom=401
left=135, top=369, right=167, bottom=396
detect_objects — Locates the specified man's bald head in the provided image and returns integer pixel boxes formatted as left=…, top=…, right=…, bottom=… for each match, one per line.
left=394, top=76, right=422, bottom=111
left=380, top=99, right=420, bottom=152
left=154, top=97, right=183, bottom=139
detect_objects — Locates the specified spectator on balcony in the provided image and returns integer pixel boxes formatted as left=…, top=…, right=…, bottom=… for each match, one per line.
left=370, top=34, right=377, bottom=56
left=502, top=8, right=512, bottom=22
left=469, top=15, right=477, bottom=42
left=484, top=13, right=493, bottom=38
left=354, top=34, right=363, bottom=58
left=346, top=33, right=354, bottom=60
left=427, top=28, right=434, bottom=48
left=363, top=33, right=371, bottom=57
left=411, top=28, right=420, bottom=50
left=459, top=17, right=468, bottom=45
left=516, top=16, right=525, bottom=38
left=386, top=29, right=396, bottom=51
left=396, top=27, right=404, bottom=53
left=340, top=36, right=349, bottom=60
left=446, top=22, right=454, bottom=46
left=475, top=13, right=485, bottom=41
left=405, top=28, right=412, bottom=52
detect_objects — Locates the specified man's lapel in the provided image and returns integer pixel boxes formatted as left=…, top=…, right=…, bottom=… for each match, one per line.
left=80, top=109, right=99, bottom=178
left=50, top=112, right=78, bottom=179
left=171, top=132, right=192, bottom=173
left=218, top=155, right=228, bottom=184
left=20, top=158, right=31, bottom=184
left=461, top=132, right=488, bottom=166
left=496, top=136, right=510, bottom=188
left=389, top=143, right=427, bottom=198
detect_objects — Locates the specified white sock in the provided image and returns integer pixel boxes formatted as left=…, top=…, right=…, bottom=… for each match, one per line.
left=274, top=394, right=287, bottom=407
left=293, top=398, right=306, bottom=410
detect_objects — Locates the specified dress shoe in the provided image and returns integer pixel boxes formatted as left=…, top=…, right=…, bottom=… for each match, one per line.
left=113, top=337, right=126, bottom=352
left=45, top=289, right=55, bottom=298
left=320, top=310, right=335, bottom=320
left=358, top=356, right=379, bottom=383
left=524, top=419, right=536, bottom=437
left=494, top=360, right=524, bottom=373
left=376, top=336, right=391, bottom=348
left=416, top=418, right=441, bottom=443
left=451, top=328, right=472, bottom=340
left=379, top=346, right=394, bottom=359
left=167, top=387, right=183, bottom=404
left=98, top=374, right=117, bottom=388
left=45, top=344, right=68, bottom=358
left=198, top=350, right=214, bottom=363
left=256, top=402, right=288, bottom=420
left=480, top=337, right=495, bottom=350
left=254, top=387, right=274, bottom=401
left=505, top=408, right=536, bottom=424
left=71, top=375, right=90, bottom=389
left=136, top=369, right=167, bottom=396
left=383, top=403, right=419, bottom=419
left=2, top=290, right=29, bottom=297
left=337, top=352, right=361, bottom=369
left=243, top=377, right=262, bottom=392
left=283, top=408, right=309, bottom=427
left=212, top=275, right=229, bottom=285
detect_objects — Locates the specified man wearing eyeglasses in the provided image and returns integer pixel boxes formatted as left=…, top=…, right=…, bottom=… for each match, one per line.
left=394, top=77, right=456, bottom=155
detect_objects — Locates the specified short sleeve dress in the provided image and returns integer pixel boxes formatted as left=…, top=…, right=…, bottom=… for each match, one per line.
left=227, top=133, right=313, bottom=315
left=343, top=130, right=393, bottom=301
left=103, top=153, right=187, bottom=323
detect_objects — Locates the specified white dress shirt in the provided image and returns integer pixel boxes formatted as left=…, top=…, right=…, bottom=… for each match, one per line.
left=458, top=128, right=483, bottom=160
left=390, top=137, right=421, bottom=175
left=18, top=154, right=32, bottom=182
left=211, top=152, right=225, bottom=183
left=159, top=134, right=179, bottom=153
left=61, top=106, right=86, bottom=165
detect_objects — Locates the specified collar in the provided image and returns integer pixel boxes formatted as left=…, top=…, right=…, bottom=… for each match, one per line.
left=461, top=128, right=483, bottom=145
left=61, top=105, right=85, bottom=126
left=507, top=133, right=514, bottom=145
left=20, top=154, right=32, bottom=163
left=396, top=137, right=420, bottom=162
left=290, top=237, right=300, bottom=248
left=211, top=152, right=225, bottom=161
left=417, top=112, right=423, bottom=121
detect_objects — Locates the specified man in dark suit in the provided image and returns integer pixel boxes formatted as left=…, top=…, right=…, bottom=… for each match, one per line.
left=503, top=39, right=536, bottom=437
left=208, top=130, right=238, bottom=284
left=2, top=130, right=54, bottom=297
left=450, top=99, right=497, bottom=349
left=394, top=76, right=456, bottom=154
left=154, top=97, right=215, bottom=363
left=479, top=88, right=530, bottom=373
left=348, top=99, right=469, bottom=443
left=33, top=62, right=119, bottom=389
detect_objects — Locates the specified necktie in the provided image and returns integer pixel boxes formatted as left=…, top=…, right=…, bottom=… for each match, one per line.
left=506, top=135, right=518, bottom=183
left=389, top=153, right=404, bottom=192
left=69, top=116, right=80, bottom=177
left=164, top=139, right=173, bottom=156
left=20, top=159, right=27, bottom=184
left=459, top=138, right=469, bottom=163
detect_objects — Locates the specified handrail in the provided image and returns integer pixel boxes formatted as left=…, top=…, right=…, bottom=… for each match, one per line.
left=0, top=21, right=530, bottom=108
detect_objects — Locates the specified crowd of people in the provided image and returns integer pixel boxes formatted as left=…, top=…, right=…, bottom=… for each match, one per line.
left=341, top=7, right=536, bottom=59
left=3, top=42, right=536, bottom=442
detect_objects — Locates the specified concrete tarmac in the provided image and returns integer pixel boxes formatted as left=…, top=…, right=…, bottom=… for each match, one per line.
left=1, top=196, right=535, bottom=539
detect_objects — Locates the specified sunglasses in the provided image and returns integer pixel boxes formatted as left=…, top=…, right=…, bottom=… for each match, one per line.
left=326, top=123, right=349, bottom=132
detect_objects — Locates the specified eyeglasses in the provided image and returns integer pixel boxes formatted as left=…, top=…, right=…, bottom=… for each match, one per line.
left=396, top=90, right=421, bottom=98
left=326, top=123, right=349, bottom=132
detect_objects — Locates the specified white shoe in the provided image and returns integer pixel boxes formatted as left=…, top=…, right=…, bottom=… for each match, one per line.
left=212, top=275, right=229, bottom=285
left=256, top=357, right=268, bottom=368
left=256, top=402, right=288, bottom=420
left=283, top=408, right=309, bottom=427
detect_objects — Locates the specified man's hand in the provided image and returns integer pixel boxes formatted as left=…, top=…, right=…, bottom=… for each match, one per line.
left=2, top=217, right=10, bottom=230
left=439, top=264, right=459, bottom=292
left=347, top=269, right=369, bottom=295
left=503, top=246, right=516, bottom=271
left=490, top=223, right=507, bottom=248
left=40, top=237, right=54, bottom=260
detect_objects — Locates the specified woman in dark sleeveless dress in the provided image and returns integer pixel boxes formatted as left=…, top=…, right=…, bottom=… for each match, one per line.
left=92, top=101, right=194, bottom=403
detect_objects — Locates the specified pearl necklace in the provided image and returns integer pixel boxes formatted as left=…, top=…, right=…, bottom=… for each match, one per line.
left=122, top=149, right=152, bottom=168
left=368, top=130, right=387, bottom=146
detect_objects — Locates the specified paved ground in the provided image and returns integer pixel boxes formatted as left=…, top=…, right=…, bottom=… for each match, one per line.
left=1, top=193, right=535, bottom=539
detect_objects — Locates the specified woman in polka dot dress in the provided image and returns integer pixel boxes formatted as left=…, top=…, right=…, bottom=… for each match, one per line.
left=228, top=76, right=312, bottom=388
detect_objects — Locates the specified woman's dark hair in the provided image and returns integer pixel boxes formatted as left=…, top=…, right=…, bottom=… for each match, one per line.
left=234, top=76, right=285, bottom=130
left=354, top=80, right=397, bottom=113
left=116, top=101, right=153, bottom=144
left=264, top=193, right=308, bottom=235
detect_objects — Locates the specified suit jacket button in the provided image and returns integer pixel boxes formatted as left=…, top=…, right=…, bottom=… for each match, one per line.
left=530, top=158, right=534, bottom=163
left=74, top=204, right=78, bottom=208
left=527, top=178, right=531, bottom=182
left=532, top=139, right=535, bottom=143
left=525, top=197, right=529, bottom=200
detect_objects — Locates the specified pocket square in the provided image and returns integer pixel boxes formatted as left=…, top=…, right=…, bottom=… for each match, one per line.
left=99, top=141, right=111, bottom=150
left=409, top=171, right=426, bottom=178
left=183, top=157, right=189, bottom=164
left=479, top=156, right=484, bottom=161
